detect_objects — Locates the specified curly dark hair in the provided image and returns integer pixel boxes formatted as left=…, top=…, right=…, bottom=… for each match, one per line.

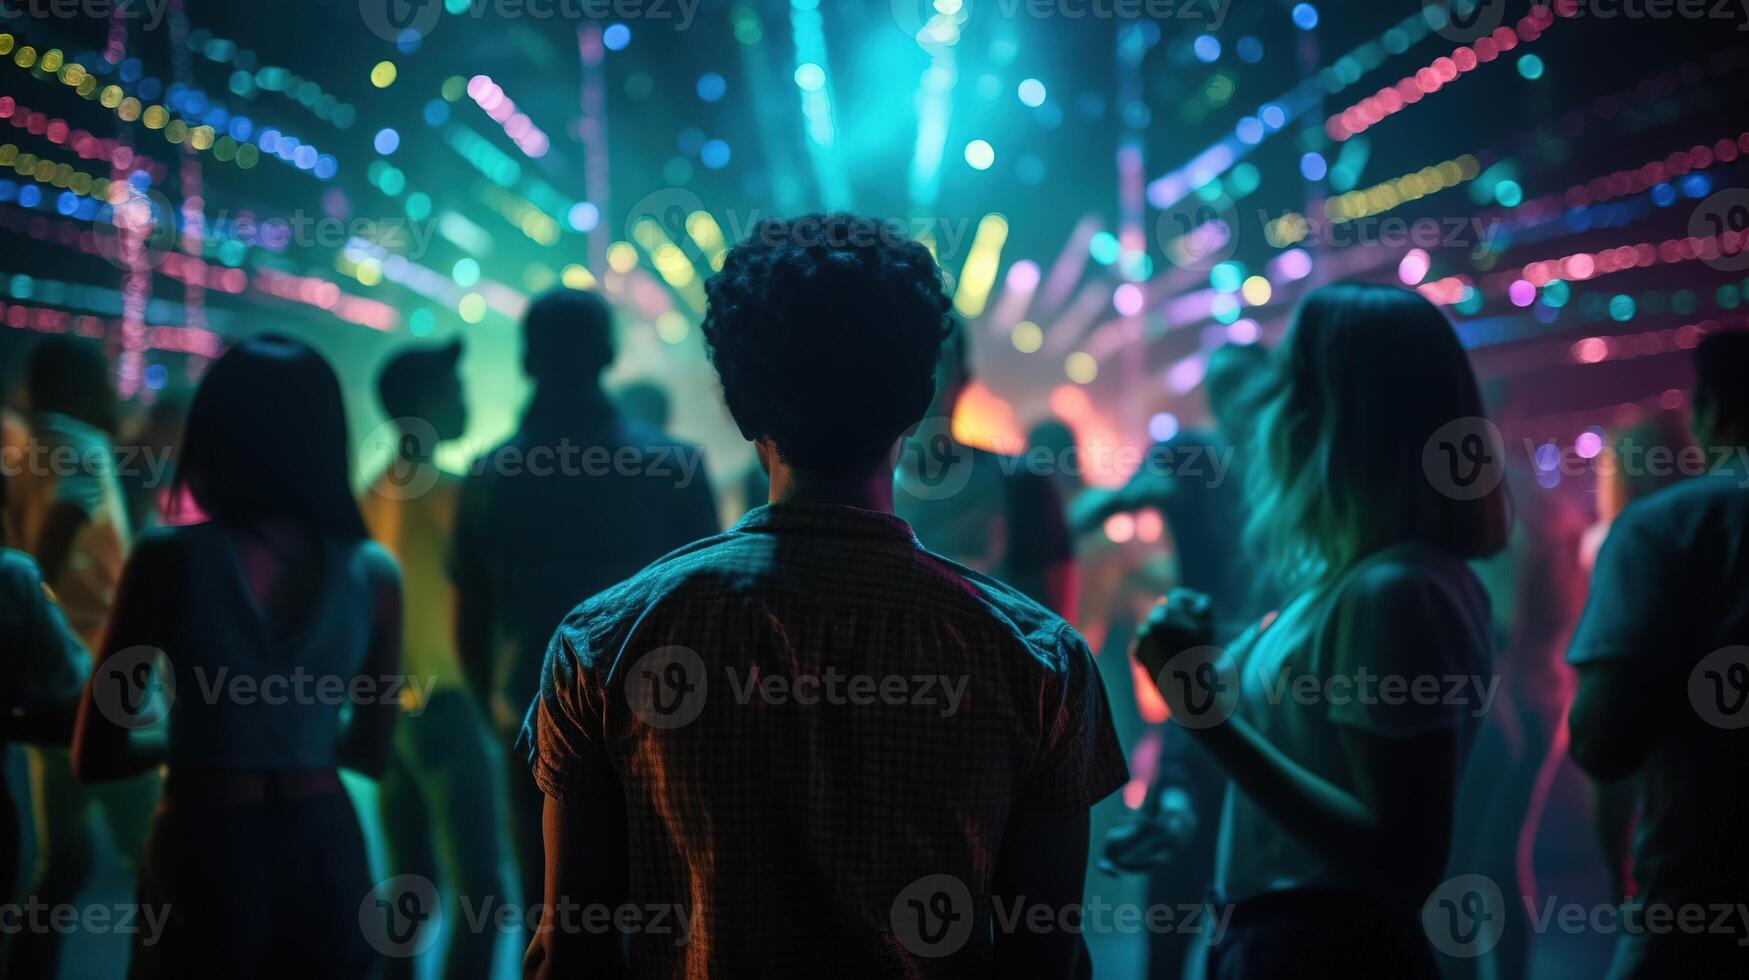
left=703, top=214, right=954, bottom=477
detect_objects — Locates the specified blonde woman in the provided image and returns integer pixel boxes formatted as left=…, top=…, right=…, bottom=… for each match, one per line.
left=1136, top=283, right=1509, bottom=978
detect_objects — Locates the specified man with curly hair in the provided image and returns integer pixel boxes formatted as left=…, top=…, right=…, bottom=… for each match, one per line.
left=519, top=214, right=1127, bottom=979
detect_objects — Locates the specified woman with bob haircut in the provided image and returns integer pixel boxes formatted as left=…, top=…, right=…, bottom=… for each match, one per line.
left=72, top=336, right=401, bottom=979
left=1135, top=282, right=1509, bottom=978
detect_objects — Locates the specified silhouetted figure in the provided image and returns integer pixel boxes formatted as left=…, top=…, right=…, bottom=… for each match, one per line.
left=360, top=339, right=508, bottom=980
left=1135, top=283, right=1509, bottom=979
left=1453, top=459, right=1588, bottom=980
left=894, top=325, right=1077, bottom=617
left=117, top=386, right=192, bottom=534
left=4, top=336, right=155, bottom=980
left=614, top=379, right=672, bottom=432
left=1025, top=418, right=1086, bottom=505
left=0, top=468, right=90, bottom=919
left=451, top=290, right=718, bottom=925
left=1574, top=410, right=1694, bottom=914
left=1091, top=341, right=1275, bottom=980
left=1072, top=342, right=1273, bottom=639
left=71, top=336, right=401, bottom=979
left=518, top=215, right=1127, bottom=979
left=1566, top=331, right=1749, bottom=979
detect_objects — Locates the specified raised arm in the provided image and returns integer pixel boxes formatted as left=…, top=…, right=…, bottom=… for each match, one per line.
left=1137, top=574, right=1481, bottom=901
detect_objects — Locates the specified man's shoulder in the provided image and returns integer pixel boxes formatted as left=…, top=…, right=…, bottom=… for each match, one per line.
left=548, top=529, right=755, bottom=659
left=0, top=547, right=43, bottom=590
left=1615, top=467, right=1749, bottom=540
left=914, top=547, right=1085, bottom=670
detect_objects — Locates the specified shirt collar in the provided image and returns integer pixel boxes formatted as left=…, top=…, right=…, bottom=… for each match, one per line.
left=732, top=502, right=922, bottom=546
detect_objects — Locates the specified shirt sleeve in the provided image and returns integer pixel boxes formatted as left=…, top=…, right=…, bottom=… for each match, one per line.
left=1016, top=626, right=1130, bottom=814
left=1322, top=558, right=1494, bottom=738
left=1566, top=507, right=1679, bottom=668
left=517, top=619, right=614, bottom=803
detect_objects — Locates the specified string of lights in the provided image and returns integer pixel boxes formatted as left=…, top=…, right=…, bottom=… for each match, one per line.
left=1325, top=5, right=1563, bottom=142
left=185, top=28, right=357, bottom=129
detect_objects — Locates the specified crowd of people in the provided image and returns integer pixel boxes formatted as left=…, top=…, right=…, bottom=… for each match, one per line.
left=0, top=212, right=1745, bottom=979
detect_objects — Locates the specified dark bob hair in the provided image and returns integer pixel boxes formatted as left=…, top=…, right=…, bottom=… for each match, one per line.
left=173, top=335, right=366, bottom=540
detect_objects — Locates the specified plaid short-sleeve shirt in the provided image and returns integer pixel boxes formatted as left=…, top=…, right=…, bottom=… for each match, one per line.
left=520, top=502, right=1127, bottom=977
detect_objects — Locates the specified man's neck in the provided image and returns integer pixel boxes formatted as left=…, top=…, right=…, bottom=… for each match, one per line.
left=767, top=463, right=894, bottom=513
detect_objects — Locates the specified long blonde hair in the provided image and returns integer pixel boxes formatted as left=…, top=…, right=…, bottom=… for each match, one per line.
left=1245, top=282, right=1510, bottom=590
